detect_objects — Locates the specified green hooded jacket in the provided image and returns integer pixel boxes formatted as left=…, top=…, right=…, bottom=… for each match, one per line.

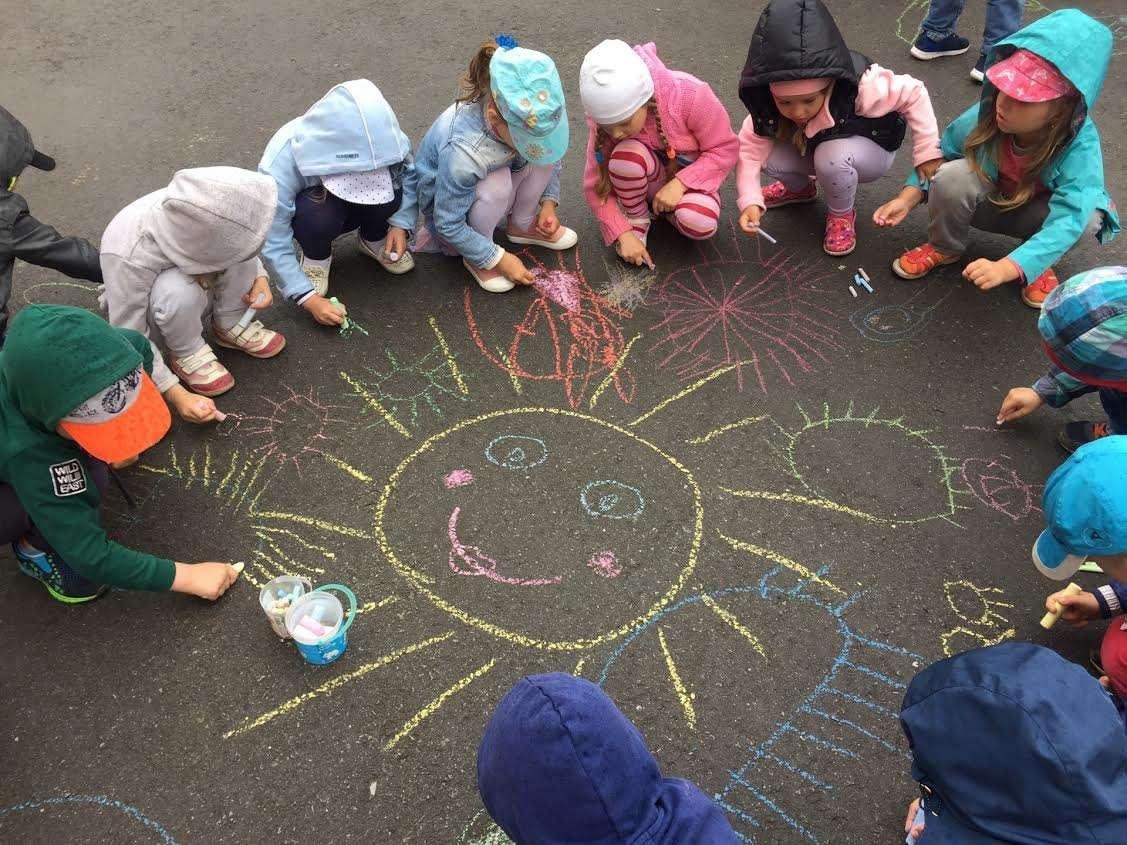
left=907, top=9, right=1119, bottom=281
left=0, top=305, right=175, bottom=590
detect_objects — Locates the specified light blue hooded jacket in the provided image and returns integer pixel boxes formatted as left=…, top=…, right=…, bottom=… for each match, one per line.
left=258, top=80, right=417, bottom=303
left=907, top=10, right=1119, bottom=283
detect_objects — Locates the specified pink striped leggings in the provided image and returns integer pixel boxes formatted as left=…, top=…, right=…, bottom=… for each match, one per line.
left=607, top=139, right=720, bottom=240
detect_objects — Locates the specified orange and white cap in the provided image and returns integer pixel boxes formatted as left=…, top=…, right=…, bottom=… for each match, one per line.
left=59, top=365, right=171, bottom=463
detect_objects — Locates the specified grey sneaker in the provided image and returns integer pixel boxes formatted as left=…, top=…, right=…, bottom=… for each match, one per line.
left=358, top=237, right=415, bottom=274
left=300, top=260, right=330, bottom=296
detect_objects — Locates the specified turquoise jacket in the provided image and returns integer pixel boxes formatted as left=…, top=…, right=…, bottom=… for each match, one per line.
left=258, top=80, right=417, bottom=303
left=908, top=10, right=1119, bottom=281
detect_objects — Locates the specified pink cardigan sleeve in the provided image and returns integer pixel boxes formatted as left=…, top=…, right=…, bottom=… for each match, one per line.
left=674, top=83, right=739, bottom=194
left=735, top=115, right=776, bottom=211
left=582, top=118, right=633, bottom=246
left=854, top=64, right=942, bottom=166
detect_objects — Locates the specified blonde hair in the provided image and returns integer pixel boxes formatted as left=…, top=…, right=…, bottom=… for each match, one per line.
left=775, top=115, right=808, bottom=157
left=458, top=41, right=498, bottom=103
left=593, top=100, right=678, bottom=200
left=964, top=95, right=1077, bottom=210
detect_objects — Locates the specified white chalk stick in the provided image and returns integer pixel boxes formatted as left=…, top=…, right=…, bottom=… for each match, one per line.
left=756, top=228, right=778, bottom=245
left=849, top=286, right=858, bottom=297
left=232, top=561, right=245, bottom=574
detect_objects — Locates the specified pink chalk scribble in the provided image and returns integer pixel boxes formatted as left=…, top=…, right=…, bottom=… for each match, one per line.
left=588, top=551, right=622, bottom=578
left=443, top=469, right=474, bottom=489
left=447, top=507, right=563, bottom=587
left=960, top=456, right=1043, bottom=522
left=532, top=268, right=581, bottom=314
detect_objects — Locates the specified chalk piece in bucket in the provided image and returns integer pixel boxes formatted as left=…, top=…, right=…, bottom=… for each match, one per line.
left=1040, top=582, right=1083, bottom=629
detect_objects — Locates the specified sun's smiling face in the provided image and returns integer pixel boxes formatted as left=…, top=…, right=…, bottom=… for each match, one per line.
left=375, top=408, right=704, bottom=650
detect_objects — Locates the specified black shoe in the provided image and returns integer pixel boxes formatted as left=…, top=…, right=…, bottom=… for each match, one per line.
left=911, top=32, right=972, bottom=60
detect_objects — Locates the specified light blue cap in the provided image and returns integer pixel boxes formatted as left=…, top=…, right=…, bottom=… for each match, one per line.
left=488, top=39, right=568, bottom=165
left=1032, top=436, right=1127, bottom=580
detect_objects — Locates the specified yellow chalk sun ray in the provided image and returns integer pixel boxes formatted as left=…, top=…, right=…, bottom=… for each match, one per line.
left=658, top=627, right=696, bottom=730
left=224, top=632, right=455, bottom=739
left=385, top=657, right=500, bottom=750
left=139, top=443, right=369, bottom=586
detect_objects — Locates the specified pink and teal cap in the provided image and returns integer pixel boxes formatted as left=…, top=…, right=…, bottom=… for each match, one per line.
left=489, top=35, right=569, bottom=165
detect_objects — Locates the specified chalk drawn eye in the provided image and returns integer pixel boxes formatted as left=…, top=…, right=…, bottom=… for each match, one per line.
left=580, top=480, right=645, bottom=520
left=485, top=435, right=547, bottom=471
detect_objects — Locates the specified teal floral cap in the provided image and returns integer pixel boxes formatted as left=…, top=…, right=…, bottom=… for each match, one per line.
left=489, top=37, right=569, bottom=165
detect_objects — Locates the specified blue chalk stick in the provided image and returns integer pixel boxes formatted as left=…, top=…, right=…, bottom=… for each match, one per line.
left=855, top=274, right=874, bottom=293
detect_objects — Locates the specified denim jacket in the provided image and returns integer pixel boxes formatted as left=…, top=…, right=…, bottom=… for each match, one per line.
left=403, top=100, right=561, bottom=268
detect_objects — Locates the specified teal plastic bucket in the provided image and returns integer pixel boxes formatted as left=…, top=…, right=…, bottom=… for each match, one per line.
left=284, top=584, right=356, bottom=665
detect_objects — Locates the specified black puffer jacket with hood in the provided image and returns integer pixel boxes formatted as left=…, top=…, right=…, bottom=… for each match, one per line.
left=739, top=0, right=905, bottom=153
left=0, top=106, right=102, bottom=341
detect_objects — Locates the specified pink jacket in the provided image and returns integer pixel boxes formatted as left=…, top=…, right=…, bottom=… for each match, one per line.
left=583, top=43, right=739, bottom=245
left=735, top=64, right=942, bottom=211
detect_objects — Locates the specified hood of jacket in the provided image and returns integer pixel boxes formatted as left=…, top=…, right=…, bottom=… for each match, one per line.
left=739, top=0, right=860, bottom=115
left=0, top=305, right=146, bottom=430
left=283, top=79, right=411, bottom=178
left=986, top=9, right=1110, bottom=118
left=901, top=643, right=1127, bottom=844
left=477, top=673, right=738, bottom=844
left=146, top=166, right=276, bottom=276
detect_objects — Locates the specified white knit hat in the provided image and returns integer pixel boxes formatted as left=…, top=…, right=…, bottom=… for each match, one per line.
left=579, top=39, right=655, bottom=124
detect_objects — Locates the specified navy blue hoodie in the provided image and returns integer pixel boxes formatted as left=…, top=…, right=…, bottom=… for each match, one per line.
left=901, top=643, right=1127, bottom=843
left=477, top=673, right=738, bottom=844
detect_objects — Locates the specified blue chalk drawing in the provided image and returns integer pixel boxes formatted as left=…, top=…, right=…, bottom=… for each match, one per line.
left=580, top=480, right=646, bottom=520
left=0, top=795, right=177, bottom=844
left=597, top=566, right=924, bottom=844
left=485, top=435, right=548, bottom=471
left=849, top=284, right=955, bottom=345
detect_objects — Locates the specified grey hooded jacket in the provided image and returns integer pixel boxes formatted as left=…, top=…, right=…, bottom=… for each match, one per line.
left=0, top=106, right=102, bottom=340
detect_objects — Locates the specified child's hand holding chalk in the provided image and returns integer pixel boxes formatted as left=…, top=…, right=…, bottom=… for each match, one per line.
left=1041, top=583, right=1098, bottom=629
left=996, top=387, right=1044, bottom=425
left=242, top=278, right=272, bottom=310
left=384, top=227, right=408, bottom=263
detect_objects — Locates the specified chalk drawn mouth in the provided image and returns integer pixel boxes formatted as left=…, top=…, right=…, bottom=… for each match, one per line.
left=447, top=506, right=564, bottom=587
left=447, top=507, right=622, bottom=586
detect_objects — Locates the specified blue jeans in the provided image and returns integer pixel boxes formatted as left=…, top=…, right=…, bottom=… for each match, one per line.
left=1100, top=389, right=1127, bottom=434
left=921, top=0, right=1026, bottom=54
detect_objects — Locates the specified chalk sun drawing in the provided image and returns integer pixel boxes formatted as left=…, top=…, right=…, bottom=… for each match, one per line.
left=220, top=383, right=373, bottom=483
left=133, top=443, right=370, bottom=589
left=723, top=402, right=971, bottom=527
left=343, top=339, right=469, bottom=435
left=465, top=248, right=637, bottom=410
left=647, top=228, right=843, bottom=392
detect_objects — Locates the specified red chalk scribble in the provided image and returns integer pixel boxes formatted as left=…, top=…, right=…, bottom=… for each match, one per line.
left=465, top=249, right=635, bottom=409
left=648, top=230, right=844, bottom=393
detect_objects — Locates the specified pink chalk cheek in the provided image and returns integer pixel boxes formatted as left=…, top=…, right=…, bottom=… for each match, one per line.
left=443, top=469, right=474, bottom=489
left=588, top=551, right=622, bottom=578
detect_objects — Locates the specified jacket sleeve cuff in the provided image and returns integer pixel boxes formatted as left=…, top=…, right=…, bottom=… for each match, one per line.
left=481, top=245, right=505, bottom=270
left=294, top=289, right=316, bottom=306
left=1094, top=585, right=1122, bottom=618
left=737, top=192, right=765, bottom=213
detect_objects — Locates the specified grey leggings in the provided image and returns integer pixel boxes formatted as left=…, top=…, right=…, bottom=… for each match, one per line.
left=148, top=259, right=261, bottom=359
left=765, top=136, right=897, bottom=214
left=927, top=158, right=1102, bottom=256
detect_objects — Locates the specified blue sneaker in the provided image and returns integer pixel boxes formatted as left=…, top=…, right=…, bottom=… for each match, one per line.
left=12, top=540, right=108, bottom=604
left=910, top=32, right=971, bottom=60
left=970, top=53, right=987, bottom=83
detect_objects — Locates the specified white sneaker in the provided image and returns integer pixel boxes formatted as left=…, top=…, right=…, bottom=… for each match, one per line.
left=170, top=345, right=234, bottom=397
left=505, top=223, right=579, bottom=250
left=301, top=260, right=330, bottom=296
left=213, top=321, right=287, bottom=359
left=357, top=237, right=415, bottom=274
left=463, top=259, right=515, bottom=293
